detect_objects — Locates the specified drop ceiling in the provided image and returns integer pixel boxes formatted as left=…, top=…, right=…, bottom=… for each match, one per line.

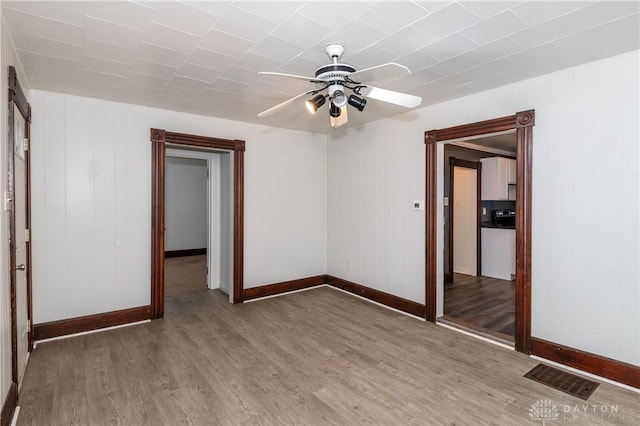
left=2, top=1, right=638, bottom=134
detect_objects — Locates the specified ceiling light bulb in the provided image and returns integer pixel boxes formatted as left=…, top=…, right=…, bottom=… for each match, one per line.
left=348, top=95, right=367, bottom=112
left=332, top=90, right=347, bottom=108
left=329, top=102, right=341, bottom=118
left=305, top=94, right=325, bottom=114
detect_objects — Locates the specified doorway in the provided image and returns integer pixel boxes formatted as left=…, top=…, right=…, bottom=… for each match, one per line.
left=7, top=65, right=32, bottom=399
left=150, top=129, right=245, bottom=319
left=425, top=110, right=535, bottom=354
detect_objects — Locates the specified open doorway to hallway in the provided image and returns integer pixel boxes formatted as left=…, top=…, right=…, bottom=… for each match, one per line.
left=441, top=133, right=517, bottom=345
left=164, top=148, right=233, bottom=300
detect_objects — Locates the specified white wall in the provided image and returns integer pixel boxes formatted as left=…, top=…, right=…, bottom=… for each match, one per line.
left=327, top=50, right=639, bottom=366
left=30, top=90, right=327, bottom=324
left=165, top=157, right=208, bottom=251
left=0, top=11, right=30, bottom=411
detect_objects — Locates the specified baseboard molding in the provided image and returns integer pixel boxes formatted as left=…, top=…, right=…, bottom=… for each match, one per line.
left=33, top=305, right=152, bottom=341
left=0, top=382, right=17, bottom=426
left=530, top=337, right=640, bottom=389
left=326, top=275, right=426, bottom=318
left=243, top=275, right=328, bottom=301
left=164, top=248, right=206, bottom=258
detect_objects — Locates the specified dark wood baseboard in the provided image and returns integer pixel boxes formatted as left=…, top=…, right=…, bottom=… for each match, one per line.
left=0, top=382, right=17, bottom=426
left=164, top=248, right=206, bottom=258
left=243, top=275, right=327, bottom=301
left=531, top=337, right=640, bottom=389
left=33, top=305, right=152, bottom=341
left=326, top=275, right=426, bottom=318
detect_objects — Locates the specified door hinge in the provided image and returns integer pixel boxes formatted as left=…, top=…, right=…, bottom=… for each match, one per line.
left=24, top=229, right=30, bottom=242
left=4, top=191, right=12, bottom=211
left=24, top=138, right=29, bottom=152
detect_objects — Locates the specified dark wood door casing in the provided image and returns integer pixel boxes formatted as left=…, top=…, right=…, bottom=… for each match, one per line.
left=425, top=110, right=535, bottom=354
left=150, top=129, right=245, bottom=319
left=448, top=158, right=482, bottom=279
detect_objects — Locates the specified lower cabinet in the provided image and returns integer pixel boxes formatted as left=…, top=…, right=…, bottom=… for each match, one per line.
left=481, top=227, right=515, bottom=281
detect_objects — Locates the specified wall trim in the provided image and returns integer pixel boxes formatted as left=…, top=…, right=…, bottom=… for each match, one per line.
left=33, top=306, right=152, bottom=341
left=243, top=275, right=328, bottom=301
left=0, top=382, right=17, bottom=426
left=164, top=248, right=206, bottom=258
left=326, top=275, right=426, bottom=318
left=530, top=338, right=640, bottom=389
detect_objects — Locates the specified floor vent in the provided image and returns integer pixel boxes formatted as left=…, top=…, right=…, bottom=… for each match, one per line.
left=524, top=364, right=599, bottom=400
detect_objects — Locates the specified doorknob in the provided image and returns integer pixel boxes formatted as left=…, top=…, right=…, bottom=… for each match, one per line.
left=16, top=264, right=25, bottom=271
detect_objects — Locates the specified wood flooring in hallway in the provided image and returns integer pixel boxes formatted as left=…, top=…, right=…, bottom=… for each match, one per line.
left=444, top=273, right=515, bottom=342
left=17, top=287, right=638, bottom=425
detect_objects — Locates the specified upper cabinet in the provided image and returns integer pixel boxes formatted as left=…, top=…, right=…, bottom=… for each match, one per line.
left=481, top=157, right=516, bottom=200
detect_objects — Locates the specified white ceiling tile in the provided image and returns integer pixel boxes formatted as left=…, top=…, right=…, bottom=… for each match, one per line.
left=511, top=1, right=591, bottom=26
left=465, top=37, right=522, bottom=63
left=131, top=59, right=178, bottom=80
left=186, top=48, right=236, bottom=72
left=213, top=6, right=278, bottom=43
left=84, top=16, right=144, bottom=50
left=30, top=67, right=81, bottom=87
left=4, top=9, right=83, bottom=45
left=234, top=1, right=304, bottom=24
left=199, top=30, right=255, bottom=58
left=428, top=54, right=479, bottom=75
left=459, top=1, right=523, bottom=19
left=412, top=1, right=455, bottom=14
left=503, top=43, right=562, bottom=68
left=276, top=56, right=322, bottom=77
left=19, top=51, right=81, bottom=74
left=250, top=36, right=305, bottom=64
left=510, top=16, right=577, bottom=49
left=342, top=46, right=398, bottom=70
left=298, top=1, right=370, bottom=29
left=356, top=1, right=431, bottom=34
left=181, top=1, right=232, bottom=17
left=22, top=34, right=82, bottom=62
left=393, top=51, right=438, bottom=73
left=142, top=22, right=201, bottom=53
left=552, top=13, right=640, bottom=53
left=420, top=33, right=479, bottom=61
left=412, top=3, right=482, bottom=39
left=461, top=11, right=527, bottom=45
left=85, top=1, right=154, bottom=32
left=211, top=78, right=250, bottom=95
left=135, top=43, right=189, bottom=68
left=124, top=71, right=168, bottom=89
left=176, top=63, right=221, bottom=82
left=564, top=1, right=639, bottom=31
left=375, top=27, right=436, bottom=57
left=82, top=56, right=130, bottom=77
left=271, top=14, right=334, bottom=48
left=465, top=57, right=514, bottom=78
left=234, top=53, right=282, bottom=72
left=322, top=21, right=386, bottom=53
left=150, top=1, right=218, bottom=37
left=219, top=67, right=261, bottom=85
left=385, top=68, right=444, bottom=91
left=81, top=69, right=126, bottom=87
left=3, top=0, right=85, bottom=26
left=433, top=71, right=477, bottom=88
left=466, top=73, right=510, bottom=91
left=84, top=39, right=137, bottom=64
left=167, top=75, right=210, bottom=92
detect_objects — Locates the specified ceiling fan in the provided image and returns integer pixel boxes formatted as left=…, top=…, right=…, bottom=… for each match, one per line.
left=257, top=44, right=422, bottom=128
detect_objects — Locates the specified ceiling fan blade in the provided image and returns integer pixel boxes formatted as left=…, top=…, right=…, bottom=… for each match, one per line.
left=360, top=86, right=422, bottom=108
left=259, top=71, right=326, bottom=84
left=330, top=106, right=348, bottom=128
left=348, top=63, right=411, bottom=83
left=257, top=90, right=317, bottom=117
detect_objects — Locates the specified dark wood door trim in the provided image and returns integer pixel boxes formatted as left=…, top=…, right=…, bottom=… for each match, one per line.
left=425, top=110, right=535, bottom=353
left=7, top=66, right=32, bottom=402
left=150, top=129, right=245, bottom=318
left=448, top=158, right=482, bottom=280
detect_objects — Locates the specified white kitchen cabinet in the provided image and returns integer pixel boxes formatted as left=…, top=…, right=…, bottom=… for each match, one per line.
left=481, top=157, right=516, bottom=200
left=481, top=227, right=515, bottom=280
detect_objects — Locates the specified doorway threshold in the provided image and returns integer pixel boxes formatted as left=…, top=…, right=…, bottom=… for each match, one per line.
left=438, top=316, right=514, bottom=348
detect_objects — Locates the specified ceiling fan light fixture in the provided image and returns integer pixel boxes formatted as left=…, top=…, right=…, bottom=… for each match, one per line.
left=329, top=102, right=341, bottom=117
left=348, top=95, right=367, bottom=112
left=305, top=94, right=325, bottom=114
left=332, top=90, right=347, bottom=108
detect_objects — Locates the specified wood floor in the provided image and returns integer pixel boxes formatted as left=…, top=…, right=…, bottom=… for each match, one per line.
left=18, top=287, right=638, bottom=425
left=164, top=254, right=207, bottom=296
left=444, top=273, right=515, bottom=342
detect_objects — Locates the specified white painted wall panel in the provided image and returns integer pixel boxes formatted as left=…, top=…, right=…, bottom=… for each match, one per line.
left=327, top=50, right=639, bottom=365
left=30, top=91, right=327, bottom=323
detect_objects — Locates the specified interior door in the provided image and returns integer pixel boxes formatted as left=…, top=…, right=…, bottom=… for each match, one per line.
left=13, top=103, right=30, bottom=385
left=452, top=166, right=477, bottom=276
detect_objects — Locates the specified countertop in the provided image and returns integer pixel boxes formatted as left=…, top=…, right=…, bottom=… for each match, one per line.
left=481, top=221, right=515, bottom=230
